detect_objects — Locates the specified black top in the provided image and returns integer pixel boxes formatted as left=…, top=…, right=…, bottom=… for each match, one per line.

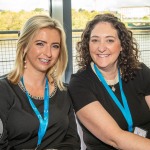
left=0, top=77, right=81, bottom=150
left=69, top=63, right=150, bottom=150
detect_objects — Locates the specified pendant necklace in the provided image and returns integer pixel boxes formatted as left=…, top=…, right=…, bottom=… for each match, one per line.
left=110, top=85, right=116, bottom=92
left=105, top=74, right=118, bottom=92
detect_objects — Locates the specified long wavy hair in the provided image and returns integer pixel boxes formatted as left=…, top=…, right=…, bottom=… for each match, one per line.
left=76, top=13, right=141, bottom=82
left=8, top=15, right=68, bottom=90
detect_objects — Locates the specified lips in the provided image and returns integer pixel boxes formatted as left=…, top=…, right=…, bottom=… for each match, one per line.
left=39, top=58, right=50, bottom=63
left=97, top=54, right=110, bottom=58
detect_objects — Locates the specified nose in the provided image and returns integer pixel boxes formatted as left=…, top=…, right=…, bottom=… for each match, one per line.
left=98, top=43, right=107, bottom=52
left=44, top=46, right=52, bottom=57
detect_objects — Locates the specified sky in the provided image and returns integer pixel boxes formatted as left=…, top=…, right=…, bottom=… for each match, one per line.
left=72, top=0, right=150, bottom=11
left=0, top=0, right=50, bottom=11
left=0, top=0, right=150, bottom=12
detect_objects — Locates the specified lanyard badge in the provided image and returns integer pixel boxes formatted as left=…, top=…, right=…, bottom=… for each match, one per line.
left=94, top=64, right=133, bottom=132
left=21, top=77, right=49, bottom=147
left=134, top=127, right=148, bottom=137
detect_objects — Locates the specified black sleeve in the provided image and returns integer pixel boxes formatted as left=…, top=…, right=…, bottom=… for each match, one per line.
left=57, top=83, right=81, bottom=150
left=140, top=63, right=150, bottom=96
left=60, top=96, right=81, bottom=150
left=0, top=113, right=10, bottom=150
left=0, top=78, right=14, bottom=149
left=68, top=73, right=97, bottom=112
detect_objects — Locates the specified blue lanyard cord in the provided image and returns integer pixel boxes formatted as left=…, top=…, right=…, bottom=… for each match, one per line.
left=21, top=77, right=49, bottom=146
left=94, top=64, right=133, bottom=132
left=118, top=71, right=133, bottom=132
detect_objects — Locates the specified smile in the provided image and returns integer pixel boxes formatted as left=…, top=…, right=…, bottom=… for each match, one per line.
left=39, top=58, right=50, bottom=63
left=97, top=54, right=110, bottom=58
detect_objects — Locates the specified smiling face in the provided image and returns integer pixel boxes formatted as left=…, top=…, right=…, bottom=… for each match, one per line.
left=89, top=22, right=122, bottom=71
left=24, top=28, right=60, bottom=74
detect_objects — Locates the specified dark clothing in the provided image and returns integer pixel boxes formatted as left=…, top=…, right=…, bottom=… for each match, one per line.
left=0, top=77, right=80, bottom=150
left=68, top=63, right=150, bottom=150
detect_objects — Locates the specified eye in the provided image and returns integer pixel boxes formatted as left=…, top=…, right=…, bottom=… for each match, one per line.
left=90, top=38, right=99, bottom=43
left=107, top=39, right=114, bottom=43
left=51, top=44, right=60, bottom=49
left=36, top=42, right=44, bottom=47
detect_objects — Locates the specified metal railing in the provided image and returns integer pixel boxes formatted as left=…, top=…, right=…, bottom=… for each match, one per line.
left=0, top=31, right=19, bottom=75
left=0, top=29, right=150, bottom=75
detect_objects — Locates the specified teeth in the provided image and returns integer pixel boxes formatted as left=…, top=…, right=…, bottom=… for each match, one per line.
left=98, top=54, right=109, bottom=58
left=40, top=58, right=49, bottom=62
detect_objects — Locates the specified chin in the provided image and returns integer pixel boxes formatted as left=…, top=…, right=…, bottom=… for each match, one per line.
left=38, top=68, right=49, bottom=73
left=96, top=63, right=109, bottom=68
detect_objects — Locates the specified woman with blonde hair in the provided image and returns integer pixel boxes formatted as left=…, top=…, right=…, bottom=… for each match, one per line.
left=0, top=15, right=80, bottom=150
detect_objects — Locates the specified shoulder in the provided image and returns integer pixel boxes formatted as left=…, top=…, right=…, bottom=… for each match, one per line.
left=0, top=75, right=16, bottom=101
left=0, top=74, right=7, bottom=80
left=0, top=74, right=7, bottom=79
left=63, top=82, right=69, bottom=88
left=132, top=63, right=150, bottom=89
left=54, top=83, right=73, bottom=107
left=140, top=62, right=150, bottom=71
left=135, top=63, right=150, bottom=95
left=135, top=62, right=150, bottom=77
left=71, top=65, right=94, bottom=81
left=0, top=74, right=15, bottom=91
left=0, top=75, right=9, bottom=88
left=68, top=65, right=97, bottom=97
left=0, top=75, right=15, bottom=116
left=57, top=82, right=70, bottom=97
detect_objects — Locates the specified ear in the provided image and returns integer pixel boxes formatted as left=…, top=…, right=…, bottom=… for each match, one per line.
left=23, top=47, right=28, bottom=58
left=120, top=47, right=123, bottom=51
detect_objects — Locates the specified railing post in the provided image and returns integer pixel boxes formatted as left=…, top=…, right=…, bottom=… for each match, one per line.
left=50, top=0, right=73, bottom=83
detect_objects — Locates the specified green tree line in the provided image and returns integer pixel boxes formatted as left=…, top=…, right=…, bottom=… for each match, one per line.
left=0, top=9, right=48, bottom=30
left=0, top=8, right=150, bottom=31
left=0, top=9, right=101, bottom=30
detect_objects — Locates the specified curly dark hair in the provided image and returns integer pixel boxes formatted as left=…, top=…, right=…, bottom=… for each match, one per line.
left=76, top=13, right=141, bottom=82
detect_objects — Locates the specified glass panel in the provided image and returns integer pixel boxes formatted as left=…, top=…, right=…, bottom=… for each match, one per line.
left=71, top=0, right=150, bottom=73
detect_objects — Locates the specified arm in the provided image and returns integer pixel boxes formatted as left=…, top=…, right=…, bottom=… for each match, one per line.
left=145, top=95, right=150, bottom=109
left=0, top=79, right=11, bottom=149
left=60, top=93, right=81, bottom=150
left=77, top=101, right=150, bottom=150
left=0, top=113, right=10, bottom=149
left=141, top=63, right=150, bottom=109
left=63, top=104, right=81, bottom=150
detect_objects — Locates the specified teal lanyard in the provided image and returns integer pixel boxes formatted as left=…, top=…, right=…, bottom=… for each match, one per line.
left=21, top=77, right=49, bottom=147
left=94, top=64, right=133, bottom=132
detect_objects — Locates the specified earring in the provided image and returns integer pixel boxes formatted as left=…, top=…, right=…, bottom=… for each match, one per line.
left=24, top=60, right=27, bottom=69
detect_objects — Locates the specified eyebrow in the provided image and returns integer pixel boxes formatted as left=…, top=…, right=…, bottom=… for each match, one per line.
left=90, top=35, right=99, bottom=38
left=35, top=40, right=60, bottom=44
left=35, top=40, right=47, bottom=43
left=90, top=35, right=116, bottom=39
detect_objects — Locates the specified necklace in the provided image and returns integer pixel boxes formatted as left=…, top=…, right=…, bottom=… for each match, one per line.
left=105, top=75, right=118, bottom=92
left=110, top=85, right=116, bottom=92
left=90, top=62, right=119, bottom=92
left=18, top=80, right=57, bottom=99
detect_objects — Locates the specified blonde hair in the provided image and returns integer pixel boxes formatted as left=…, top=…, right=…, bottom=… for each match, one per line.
left=8, top=15, right=68, bottom=90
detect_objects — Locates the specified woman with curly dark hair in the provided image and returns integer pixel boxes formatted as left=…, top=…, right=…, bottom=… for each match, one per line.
left=69, top=13, right=150, bottom=150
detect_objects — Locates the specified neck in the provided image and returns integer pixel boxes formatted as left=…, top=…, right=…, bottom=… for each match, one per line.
left=98, top=66, right=118, bottom=81
left=23, top=69, right=46, bottom=87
